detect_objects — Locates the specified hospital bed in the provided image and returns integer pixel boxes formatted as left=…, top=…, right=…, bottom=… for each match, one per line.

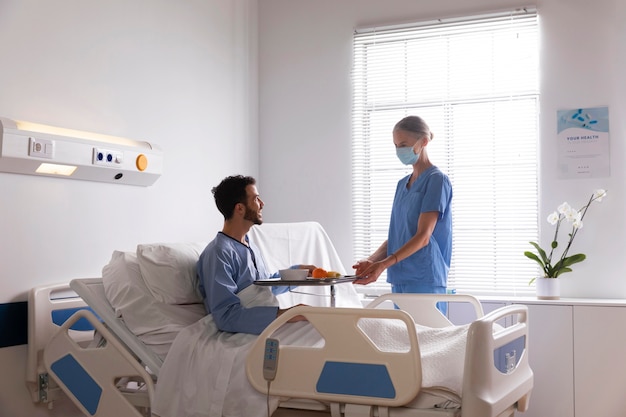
left=26, top=221, right=533, bottom=417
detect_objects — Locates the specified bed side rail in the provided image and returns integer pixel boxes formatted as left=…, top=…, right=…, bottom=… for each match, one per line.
left=26, top=282, right=96, bottom=405
left=43, top=308, right=155, bottom=417
left=462, top=304, right=533, bottom=417
left=365, top=293, right=485, bottom=328
left=246, top=306, right=422, bottom=407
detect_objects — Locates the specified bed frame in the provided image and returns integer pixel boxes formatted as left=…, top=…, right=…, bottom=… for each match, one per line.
left=28, top=280, right=532, bottom=417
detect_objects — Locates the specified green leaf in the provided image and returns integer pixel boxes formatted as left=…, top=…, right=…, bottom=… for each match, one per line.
left=527, top=242, right=549, bottom=264
left=560, top=253, right=586, bottom=267
left=551, top=241, right=558, bottom=249
left=554, top=267, right=572, bottom=277
left=551, top=254, right=586, bottom=277
left=524, top=251, right=547, bottom=274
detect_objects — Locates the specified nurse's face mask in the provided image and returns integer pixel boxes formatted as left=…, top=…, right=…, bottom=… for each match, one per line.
left=396, top=140, right=422, bottom=165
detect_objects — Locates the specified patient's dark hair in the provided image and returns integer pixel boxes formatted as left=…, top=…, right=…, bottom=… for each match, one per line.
left=212, top=175, right=256, bottom=220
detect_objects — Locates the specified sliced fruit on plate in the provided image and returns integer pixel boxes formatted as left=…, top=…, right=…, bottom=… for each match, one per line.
left=312, top=268, right=342, bottom=278
left=311, top=268, right=328, bottom=278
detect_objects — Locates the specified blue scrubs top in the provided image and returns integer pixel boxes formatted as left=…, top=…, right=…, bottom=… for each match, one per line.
left=197, top=232, right=285, bottom=335
left=387, top=166, right=453, bottom=288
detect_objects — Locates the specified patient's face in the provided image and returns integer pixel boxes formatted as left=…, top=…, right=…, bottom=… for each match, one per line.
left=244, top=185, right=263, bottom=225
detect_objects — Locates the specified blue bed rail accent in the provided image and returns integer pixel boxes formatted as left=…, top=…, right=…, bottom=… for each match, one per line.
left=316, top=361, right=396, bottom=399
left=50, top=354, right=102, bottom=415
left=51, top=307, right=99, bottom=331
left=494, top=335, right=526, bottom=374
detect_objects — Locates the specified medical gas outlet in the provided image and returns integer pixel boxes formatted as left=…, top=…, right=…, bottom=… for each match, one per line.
left=93, top=148, right=123, bottom=166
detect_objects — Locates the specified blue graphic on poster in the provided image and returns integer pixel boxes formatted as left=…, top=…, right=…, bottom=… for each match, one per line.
left=557, top=106, right=610, bottom=179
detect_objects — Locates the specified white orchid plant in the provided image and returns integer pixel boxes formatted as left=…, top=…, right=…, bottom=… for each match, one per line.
left=525, top=189, right=607, bottom=282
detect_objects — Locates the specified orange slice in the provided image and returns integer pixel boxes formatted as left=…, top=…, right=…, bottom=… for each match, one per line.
left=312, top=268, right=328, bottom=279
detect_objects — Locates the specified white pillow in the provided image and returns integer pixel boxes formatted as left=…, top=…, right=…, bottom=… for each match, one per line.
left=102, top=250, right=207, bottom=359
left=136, top=242, right=206, bottom=305
left=102, top=250, right=148, bottom=316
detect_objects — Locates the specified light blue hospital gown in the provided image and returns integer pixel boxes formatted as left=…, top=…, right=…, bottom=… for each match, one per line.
left=197, top=231, right=287, bottom=334
left=387, top=165, right=453, bottom=291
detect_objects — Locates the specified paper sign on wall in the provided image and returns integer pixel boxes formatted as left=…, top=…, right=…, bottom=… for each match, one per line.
left=557, top=106, right=610, bottom=179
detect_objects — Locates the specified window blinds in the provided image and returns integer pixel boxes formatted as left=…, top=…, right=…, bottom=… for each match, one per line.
left=352, top=9, right=539, bottom=296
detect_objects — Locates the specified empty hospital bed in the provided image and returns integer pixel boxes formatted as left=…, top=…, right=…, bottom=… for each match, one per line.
left=26, top=221, right=533, bottom=417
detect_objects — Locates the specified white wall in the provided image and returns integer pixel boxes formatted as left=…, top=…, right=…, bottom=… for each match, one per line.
left=0, top=0, right=258, bottom=415
left=3, top=0, right=625, bottom=414
left=258, top=0, right=626, bottom=298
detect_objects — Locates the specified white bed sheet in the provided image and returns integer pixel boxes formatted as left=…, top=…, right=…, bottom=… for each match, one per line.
left=152, top=284, right=281, bottom=417
left=152, top=285, right=469, bottom=417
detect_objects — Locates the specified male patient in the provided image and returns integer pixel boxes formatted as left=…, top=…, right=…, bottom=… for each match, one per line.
left=197, top=174, right=309, bottom=334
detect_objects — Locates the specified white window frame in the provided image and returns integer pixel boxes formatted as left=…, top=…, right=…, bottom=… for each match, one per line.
left=351, top=9, right=539, bottom=297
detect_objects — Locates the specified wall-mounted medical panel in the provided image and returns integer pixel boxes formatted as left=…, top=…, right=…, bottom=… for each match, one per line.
left=0, top=117, right=163, bottom=186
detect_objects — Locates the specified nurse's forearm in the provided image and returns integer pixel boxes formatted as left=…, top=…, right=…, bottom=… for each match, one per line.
left=392, top=235, right=429, bottom=262
left=389, top=211, right=438, bottom=263
left=367, top=240, right=388, bottom=262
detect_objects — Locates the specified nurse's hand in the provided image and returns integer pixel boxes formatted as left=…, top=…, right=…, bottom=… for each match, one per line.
left=352, top=259, right=372, bottom=276
left=352, top=261, right=385, bottom=285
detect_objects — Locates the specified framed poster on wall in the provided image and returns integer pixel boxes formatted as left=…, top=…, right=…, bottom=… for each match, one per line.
left=557, top=106, right=610, bottom=179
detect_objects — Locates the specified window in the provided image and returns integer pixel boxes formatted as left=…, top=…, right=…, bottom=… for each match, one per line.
left=352, top=9, right=539, bottom=296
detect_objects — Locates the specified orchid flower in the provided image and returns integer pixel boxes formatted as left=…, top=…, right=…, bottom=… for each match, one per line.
left=525, top=189, right=607, bottom=281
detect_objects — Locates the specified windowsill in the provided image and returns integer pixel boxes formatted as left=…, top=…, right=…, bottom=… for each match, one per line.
left=356, top=288, right=626, bottom=308
left=477, top=295, right=626, bottom=307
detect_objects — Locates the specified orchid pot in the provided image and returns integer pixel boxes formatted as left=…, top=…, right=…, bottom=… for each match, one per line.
left=535, top=277, right=561, bottom=300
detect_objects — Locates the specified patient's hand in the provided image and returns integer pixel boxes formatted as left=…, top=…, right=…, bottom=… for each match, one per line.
left=277, top=304, right=308, bottom=322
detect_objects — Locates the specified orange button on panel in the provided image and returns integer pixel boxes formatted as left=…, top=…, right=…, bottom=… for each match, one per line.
left=136, top=154, right=148, bottom=171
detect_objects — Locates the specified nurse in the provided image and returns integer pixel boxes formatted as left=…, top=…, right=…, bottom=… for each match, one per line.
left=353, top=115, right=453, bottom=300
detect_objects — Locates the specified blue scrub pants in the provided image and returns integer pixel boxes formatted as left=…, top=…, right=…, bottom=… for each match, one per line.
left=390, top=283, right=448, bottom=316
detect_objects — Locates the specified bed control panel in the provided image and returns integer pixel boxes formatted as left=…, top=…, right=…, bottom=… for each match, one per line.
left=263, top=338, right=279, bottom=381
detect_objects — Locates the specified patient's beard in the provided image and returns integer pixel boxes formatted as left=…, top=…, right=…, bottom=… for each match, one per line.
left=244, top=206, right=263, bottom=225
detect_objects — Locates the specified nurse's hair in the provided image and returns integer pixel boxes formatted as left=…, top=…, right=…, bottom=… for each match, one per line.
left=212, top=175, right=256, bottom=220
left=393, top=115, right=434, bottom=142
